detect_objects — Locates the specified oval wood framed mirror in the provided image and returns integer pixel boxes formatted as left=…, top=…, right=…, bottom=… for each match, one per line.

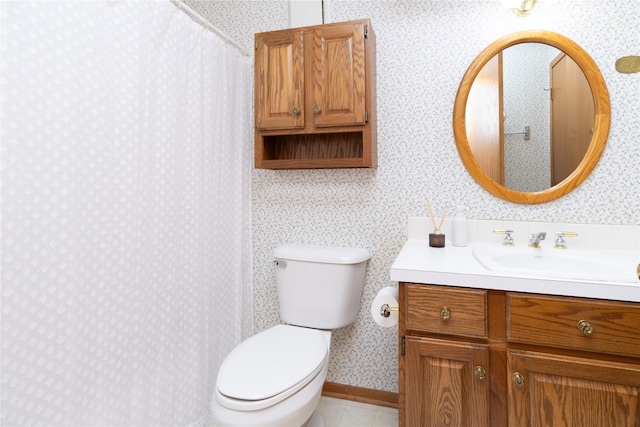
left=453, top=30, right=610, bottom=204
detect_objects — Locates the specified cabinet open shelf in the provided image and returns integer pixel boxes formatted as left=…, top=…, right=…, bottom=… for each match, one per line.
left=257, top=130, right=374, bottom=169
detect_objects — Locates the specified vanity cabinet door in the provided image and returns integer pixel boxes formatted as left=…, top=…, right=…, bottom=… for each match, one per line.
left=508, top=349, right=640, bottom=427
left=404, top=336, right=490, bottom=427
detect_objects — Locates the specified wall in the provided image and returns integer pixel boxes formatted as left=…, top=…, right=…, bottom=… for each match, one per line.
left=186, top=0, right=640, bottom=393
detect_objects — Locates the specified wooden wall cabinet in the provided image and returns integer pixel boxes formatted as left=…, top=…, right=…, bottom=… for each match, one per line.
left=254, top=19, right=376, bottom=169
left=398, top=283, right=640, bottom=427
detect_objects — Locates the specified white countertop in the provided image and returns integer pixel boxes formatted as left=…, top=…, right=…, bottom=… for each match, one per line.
left=390, top=239, right=640, bottom=303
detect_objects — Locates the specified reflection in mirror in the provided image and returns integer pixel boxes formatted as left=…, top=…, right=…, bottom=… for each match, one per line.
left=504, top=44, right=556, bottom=191
left=466, top=43, right=595, bottom=193
left=453, top=30, right=610, bottom=204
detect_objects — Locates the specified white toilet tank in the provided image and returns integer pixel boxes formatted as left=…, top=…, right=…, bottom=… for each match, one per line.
left=273, top=244, right=370, bottom=330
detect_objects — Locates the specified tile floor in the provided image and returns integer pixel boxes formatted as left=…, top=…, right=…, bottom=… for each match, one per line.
left=315, top=396, right=398, bottom=427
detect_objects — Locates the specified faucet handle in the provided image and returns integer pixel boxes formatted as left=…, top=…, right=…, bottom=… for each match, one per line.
left=554, top=231, right=578, bottom=249
left=493, top=229, right=515, bottom=246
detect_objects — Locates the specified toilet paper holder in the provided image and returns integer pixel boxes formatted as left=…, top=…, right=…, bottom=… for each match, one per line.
left=380, top=303, right=399, bottom=318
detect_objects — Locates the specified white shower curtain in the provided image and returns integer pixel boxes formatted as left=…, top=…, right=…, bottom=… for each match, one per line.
left=0, top=1, right=252, bottom=425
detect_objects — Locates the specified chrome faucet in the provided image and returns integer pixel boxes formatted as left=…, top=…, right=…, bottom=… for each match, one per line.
left=528, top=232, right=547, bottom=248
left=493, top=229, right=514, bottom=246
left=554, top=231, right=578, bottom=249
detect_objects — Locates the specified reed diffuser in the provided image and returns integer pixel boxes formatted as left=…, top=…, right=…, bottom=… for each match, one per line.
left=427, top=201, right=450, bottom=248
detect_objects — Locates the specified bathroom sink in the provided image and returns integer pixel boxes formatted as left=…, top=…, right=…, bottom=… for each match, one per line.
left=471, top=243, right=639, bottom=283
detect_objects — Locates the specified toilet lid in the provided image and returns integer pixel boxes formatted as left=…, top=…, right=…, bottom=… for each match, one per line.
left=216, top=325, right=328, bottom=408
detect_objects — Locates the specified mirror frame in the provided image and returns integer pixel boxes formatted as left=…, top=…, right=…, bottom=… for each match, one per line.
left=453, top=30, right=610, bottom=204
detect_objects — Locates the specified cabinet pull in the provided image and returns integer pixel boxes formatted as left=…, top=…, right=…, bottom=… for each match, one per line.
left=440, top=306, right=451, bottom=320
left=313, top=105, right=322, bottom=114
left=292, top=107, right=301, bottom=115
left=512, top=372, right=525, bottom=388
left=578, top=320, right=594, bottom=336
left=474, top=366, right=486, bottom=380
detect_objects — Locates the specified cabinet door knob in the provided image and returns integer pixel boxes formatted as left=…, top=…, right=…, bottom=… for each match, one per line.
left=313, top=105, right=322, bottom=114
left=578, top=320, right=594, bottom=336
left=512, top=372, right=525, bottom=388
left=474, top=366, right=486, bottom=380
left=440, top=306, right=451, bottom=321
left=292, top=107, right=301, bottom=115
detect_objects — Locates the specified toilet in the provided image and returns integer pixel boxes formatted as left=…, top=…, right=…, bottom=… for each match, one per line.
left=211, top=244, right=371, bottom=427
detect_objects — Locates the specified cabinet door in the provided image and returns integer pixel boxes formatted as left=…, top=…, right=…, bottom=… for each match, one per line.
left=312, top=22, right=367, bottom=127
left=405, top=337, right=490, bottom=427
left=508, top=350, right=640, bottom=427
left=255, top=30, right=304, bottom=130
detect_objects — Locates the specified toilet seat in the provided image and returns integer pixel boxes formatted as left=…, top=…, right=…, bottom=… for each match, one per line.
left=216, top=325, right=329, bottom=412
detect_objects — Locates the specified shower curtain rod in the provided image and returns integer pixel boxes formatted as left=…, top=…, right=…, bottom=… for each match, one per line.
left=170, top=0, right=250, bottom=57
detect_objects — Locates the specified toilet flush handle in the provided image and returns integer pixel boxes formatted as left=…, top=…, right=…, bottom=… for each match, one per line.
left=274, top=260, right=287, bottom=268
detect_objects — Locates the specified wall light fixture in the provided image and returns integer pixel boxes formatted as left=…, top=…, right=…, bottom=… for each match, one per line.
left=502, top=0, right=537, bottom=16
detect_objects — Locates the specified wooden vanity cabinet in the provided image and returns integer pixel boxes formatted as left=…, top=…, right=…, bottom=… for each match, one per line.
left=254, top=19, right=376, bottom=169
left=398, top=283, right=640, bottom=427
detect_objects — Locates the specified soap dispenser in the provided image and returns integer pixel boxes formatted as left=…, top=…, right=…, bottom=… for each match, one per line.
left=452, top=205, right=468, bottom=247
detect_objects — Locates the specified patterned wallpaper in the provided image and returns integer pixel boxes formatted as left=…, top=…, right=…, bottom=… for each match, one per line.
left=184, top=0, right=640, bottom=393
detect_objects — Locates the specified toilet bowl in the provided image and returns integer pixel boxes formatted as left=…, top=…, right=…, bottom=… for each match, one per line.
left=210, top=244, right=370, bottom=427
left=211, top=325, right=331, bottom=427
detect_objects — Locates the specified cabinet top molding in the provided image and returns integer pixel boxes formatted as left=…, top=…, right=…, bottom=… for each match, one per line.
left=255, top=18, right=372, bottom=37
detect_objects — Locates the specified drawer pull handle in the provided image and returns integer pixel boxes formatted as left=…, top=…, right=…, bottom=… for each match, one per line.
left=440, top=306, right=451, bottom=321
left=292, top=107, right=301, bottom=115
left=313, top=105, right=322, bottom=114
left=578, top=320, right=594, bottom=336
left=474, top=366, right=486, bottom=380
left=512, top=372, right=525, bottom=388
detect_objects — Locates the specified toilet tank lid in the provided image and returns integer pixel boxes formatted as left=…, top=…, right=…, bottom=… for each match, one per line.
left=274, top=244, right=370, bottom=264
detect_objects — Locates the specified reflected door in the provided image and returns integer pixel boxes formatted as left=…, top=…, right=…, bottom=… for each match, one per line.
left=466, top=54, right=503, bottom=184
left=550, top=53, right=595, bottom=186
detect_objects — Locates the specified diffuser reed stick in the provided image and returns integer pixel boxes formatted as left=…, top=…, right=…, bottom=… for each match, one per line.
left=427, top=201, right=450, bottom=234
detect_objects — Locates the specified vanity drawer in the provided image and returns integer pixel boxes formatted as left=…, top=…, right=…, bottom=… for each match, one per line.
left=405, top=284, right=487, bottom=339
left=507, top=293, right=640, bottom=358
